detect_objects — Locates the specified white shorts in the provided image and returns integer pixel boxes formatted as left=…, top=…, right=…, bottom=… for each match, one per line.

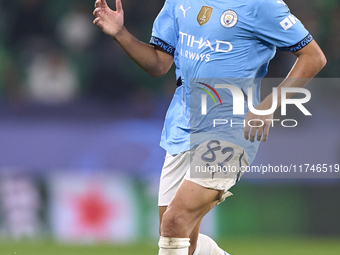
left=158, top=140, right=249, bottom=206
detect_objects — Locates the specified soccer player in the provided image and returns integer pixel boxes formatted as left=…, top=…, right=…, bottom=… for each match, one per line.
left=93, top=0, right=326, bottom=254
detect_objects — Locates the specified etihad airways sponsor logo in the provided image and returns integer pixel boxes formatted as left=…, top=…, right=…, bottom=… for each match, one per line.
left=280, top=14, right=299, bottom=31
left=179, top=31, right=233, bottom=62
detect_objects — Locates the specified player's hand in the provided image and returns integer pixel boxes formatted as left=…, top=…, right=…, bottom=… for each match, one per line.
left=93, top=0, right=124, bottom=38
left=244, top=107, right=274, bottom=143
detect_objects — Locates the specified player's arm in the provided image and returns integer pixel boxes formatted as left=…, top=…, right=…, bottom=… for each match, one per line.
left=244, top=40, right=326, bottom=142
left=93, top=0, right=174, bottom=78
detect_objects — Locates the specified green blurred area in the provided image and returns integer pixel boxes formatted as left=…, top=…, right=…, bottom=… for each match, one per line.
left=216, top=182, right=340, bottom=237
left=1, top=238, right=339, bottom=255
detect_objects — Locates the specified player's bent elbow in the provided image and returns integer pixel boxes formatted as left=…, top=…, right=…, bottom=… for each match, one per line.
left=306, top=50, right=327, bottom=73
left=313, top=45, right=327, bottom=71
left=318, top=52, right=327, bottom=70
left=313, top=51, right=327, bottom=73
left=149, top=66, right=169, bottom=78
left=295, top=40, right=327, bottom=72
left=149, top=71, right=165, bottom=78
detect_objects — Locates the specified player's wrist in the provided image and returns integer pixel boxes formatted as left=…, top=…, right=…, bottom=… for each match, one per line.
left=112, top=26, right=128, bottom=42
left=259, top=95, right=278, bottom=112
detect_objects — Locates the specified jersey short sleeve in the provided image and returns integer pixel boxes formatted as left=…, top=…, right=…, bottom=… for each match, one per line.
left=254, top=0, right=313, bottom=52
left=150, top=0, right=178, bottom=56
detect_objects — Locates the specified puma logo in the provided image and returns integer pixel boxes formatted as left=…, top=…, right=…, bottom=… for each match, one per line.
left=179, top=5, right=191, bottom=18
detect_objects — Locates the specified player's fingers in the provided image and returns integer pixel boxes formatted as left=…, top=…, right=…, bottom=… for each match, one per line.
left=249, top=126, right=257, bottom=143
left=94, top=0, right=101, bottom=8
left=116, top=0, right=123, bottom=12
left=244, top=123, right=250, bottom=140
left=262, top=123, right=271, bottom=142
left=93, top=17, right=99, bottom=24
left=93, top=8, right=101, bottom=17
left=257, top=126, right=264, bottom=141
left=93, top=17, right=102, bottom=28
left=100, top=0, right=108, bottom=8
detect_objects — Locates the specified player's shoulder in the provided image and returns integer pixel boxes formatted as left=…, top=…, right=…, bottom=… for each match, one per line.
left=248, top=0, right=287, bottom=5
left=163, top=0, right=177, bottom=6
left=246, top=0, right=291, bottom=18
left=161, top=0, right=177, bottom=12
left=244, top=0, right=290, bottom=9
left=253, top=0, right=291, bottom=11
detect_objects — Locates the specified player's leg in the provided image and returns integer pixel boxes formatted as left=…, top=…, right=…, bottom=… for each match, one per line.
left=158, top=156, right=236, bottom=254
left=158, top=140, right=248, bottom=255
left=159, top=180, right=221, bottom=255
left=159, top=206, right=167, bottom=234
left=158, top=151, right=192, bottom=255
left=189, top=219, right=201, bottom=255
left=160, top=206, right=228, bottom=255
left=160, top=206, right=201, bottom=254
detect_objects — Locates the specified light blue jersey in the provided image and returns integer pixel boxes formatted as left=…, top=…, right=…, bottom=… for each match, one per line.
left=150, top=0, right=312, bottom=164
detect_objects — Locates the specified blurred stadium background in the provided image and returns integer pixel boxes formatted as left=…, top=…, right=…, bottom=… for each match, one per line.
left=0, top=0, right=339, bottom=254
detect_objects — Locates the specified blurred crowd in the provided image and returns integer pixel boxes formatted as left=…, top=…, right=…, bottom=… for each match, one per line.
left=0, top=0, right=338, bottom=116
left=0, top=0, right=174, bottom=117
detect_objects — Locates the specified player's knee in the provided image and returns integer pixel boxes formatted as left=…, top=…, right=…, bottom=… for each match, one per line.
left=161, top=209, right=188, bottom=237
left=162, top=210, right=183, bottom=228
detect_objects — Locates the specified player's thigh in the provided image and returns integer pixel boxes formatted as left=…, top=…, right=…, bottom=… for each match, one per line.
left=163, top=139, right=249, bottom=229
left=159, top=206, right=167, bottom=234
